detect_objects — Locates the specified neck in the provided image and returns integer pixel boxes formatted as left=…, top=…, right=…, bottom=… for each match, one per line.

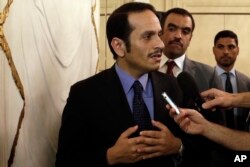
left=219, top=65, right=234, bottom=72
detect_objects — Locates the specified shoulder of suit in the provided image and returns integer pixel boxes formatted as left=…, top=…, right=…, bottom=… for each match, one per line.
left=72, top=68, right=111, bottom=89
left=151, top=70, right=176, bottom=82
left=151, top=70, right=169, bottom=78
left=188, top=59, right=214, bottom=71
left=235, top=70, right=250, bottom=81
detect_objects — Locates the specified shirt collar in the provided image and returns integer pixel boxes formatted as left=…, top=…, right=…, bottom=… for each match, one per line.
left=173, top=54, right=185, bottom=70
left=215, top=65, right=236, bottom=76
left=115, top=64, right=149, bottom=94
left=160, top=54, right=185, bottom=70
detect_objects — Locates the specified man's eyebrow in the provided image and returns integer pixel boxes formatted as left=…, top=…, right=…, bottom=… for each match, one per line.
left=215, top=44, right=224, bottom=47
left=167, top=23, right=177, bottom=27
left=216, top=43, right=235, bottom=46
left=167, top=23, right=191, bottom=30
left=141, top=30, right=158, bottom=36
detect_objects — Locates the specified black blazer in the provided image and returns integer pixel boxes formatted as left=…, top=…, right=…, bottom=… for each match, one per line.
left=55, top=65, right=210, bottom=167
left=207, top=70, right=250, bottom=167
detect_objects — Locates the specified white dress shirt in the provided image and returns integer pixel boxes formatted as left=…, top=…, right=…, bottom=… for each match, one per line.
left=159, top=54, right=185, bottom=77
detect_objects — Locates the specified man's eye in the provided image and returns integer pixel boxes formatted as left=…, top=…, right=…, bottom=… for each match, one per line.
left=168, top=26, right=175, bottom=32
left=216, top=45, right=224, bottom=49
left=228, top=45, right=236, bottom=50
left=144, top=35, right=151, bottom=39
left=182, top=29, right=191, bottom=35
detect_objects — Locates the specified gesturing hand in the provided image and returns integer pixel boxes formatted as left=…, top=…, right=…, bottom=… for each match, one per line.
left=138, top=120, right=182, bottom=160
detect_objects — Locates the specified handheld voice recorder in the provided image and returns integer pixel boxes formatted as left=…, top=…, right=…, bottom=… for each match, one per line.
left=161, top=92, right=180, bottom=114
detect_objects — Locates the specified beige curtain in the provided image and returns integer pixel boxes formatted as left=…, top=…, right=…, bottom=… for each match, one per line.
left=0, top=0, right=99, bottom=166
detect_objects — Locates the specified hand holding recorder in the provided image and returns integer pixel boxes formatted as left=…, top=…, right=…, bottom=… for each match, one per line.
left=162, top=92, right=180, bottom=114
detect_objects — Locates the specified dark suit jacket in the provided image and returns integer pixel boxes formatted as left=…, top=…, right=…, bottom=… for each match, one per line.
left=208, top=69, right=250, bottom=130
left=232, top=70, right=250, bottom=130
left=208, top=69, right=250, bottom=167
left=183, top=57, right=222, bottom=92
left=55, top=65, right=210, bottom=167
left=183, top=57, right=224, bottom=124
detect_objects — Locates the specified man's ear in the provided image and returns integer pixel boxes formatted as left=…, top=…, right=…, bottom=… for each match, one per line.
left=111, top=37, right=126, bottom=57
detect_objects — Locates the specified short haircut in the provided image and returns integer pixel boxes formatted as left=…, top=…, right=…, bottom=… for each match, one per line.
left=106, top=2, right=157, bottom=59
left=160, top=8, right=195, bottom=33
left=214, top=30, right=238, bottom=46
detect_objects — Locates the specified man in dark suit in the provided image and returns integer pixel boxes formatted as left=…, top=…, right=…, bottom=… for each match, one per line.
left=158, top=8, right=232, bottom=167
left=158, top=7, right=223, bottom=126
left=55, top=2, right=193, bottom=167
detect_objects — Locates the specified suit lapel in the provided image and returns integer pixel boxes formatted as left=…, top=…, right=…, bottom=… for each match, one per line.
left=210, top=68, right=223, bottom=89
left=183, top=57, right=196, bottom=76
left=150, top=72, right=164, bottom=120
left=101, top=66, right=135, bottom=127
left=236, top=71, right=248, bottom=92
left=234, top=71, right=250, bottom=129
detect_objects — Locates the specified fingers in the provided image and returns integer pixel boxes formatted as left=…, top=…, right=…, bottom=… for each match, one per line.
left=152, top=120, right=169, bottom=132
left=167, top=104, right=179, bottom=118
left=120, top=125, right=138, bottom=139
left=169, top=108, right=186, bottom=123
left=202, top=100, right=215, bottom=109
left=141, top=152, right=161, bottom=160
left=130, top=151, right=144, bottom=162
left=178, top=117, right=190, bottom=130
left=168, top=105, right=179, bottom=118
left=202, top=98, right=220, bottom=109
left=200, top=88, right=217, bottom=98
left=201, top=89, right=224, bottom=110
left=139, top=120, right=171, bottom=139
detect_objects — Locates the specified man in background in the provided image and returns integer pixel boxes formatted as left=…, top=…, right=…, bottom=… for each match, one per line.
left=158, top=8, right=250, bottom=167
left=158, top=8, right=221, bottom=92
left=213, top=29, right=250, bottom=130
left=158, top=7, right=222, bottom=125
left=208, top=30, right=250, bottom=166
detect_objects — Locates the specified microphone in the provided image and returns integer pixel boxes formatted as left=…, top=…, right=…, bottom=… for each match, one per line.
left=177, top=71, right=217, bottom=120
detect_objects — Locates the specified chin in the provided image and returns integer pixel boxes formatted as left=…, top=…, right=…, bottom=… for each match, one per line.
left=151, top=65, right=160, bottom=71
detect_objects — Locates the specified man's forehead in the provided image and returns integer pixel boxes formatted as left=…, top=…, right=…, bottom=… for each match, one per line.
left=165, top=13, right=192, bottom=28
left=128, top=10, right=158, bottom=22
left=216, top=38, right=237, bottom=44
left=128, top=11, right=161, bottom=30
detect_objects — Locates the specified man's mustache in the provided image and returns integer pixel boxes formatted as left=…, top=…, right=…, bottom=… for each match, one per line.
left=168, top=40, right=183, bottom=47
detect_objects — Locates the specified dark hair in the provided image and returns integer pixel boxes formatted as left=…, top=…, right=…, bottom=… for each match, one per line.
left=106, top=2, right=157, bottom=59
left=214, top=30, right=238, bottom=46
left=160, top=8, right=195, bottom=33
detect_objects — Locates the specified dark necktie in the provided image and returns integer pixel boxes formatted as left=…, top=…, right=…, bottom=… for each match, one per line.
left=225, top=72, right=234, bottom=128
left=166, top=60, right=176, bottom=76
left=132, top=80, right=153, bottom=131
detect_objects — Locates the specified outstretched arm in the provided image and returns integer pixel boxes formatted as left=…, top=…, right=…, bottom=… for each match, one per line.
left=169, top=107, right=250, bottom=151
left=201, top=88, right=250, bottom=109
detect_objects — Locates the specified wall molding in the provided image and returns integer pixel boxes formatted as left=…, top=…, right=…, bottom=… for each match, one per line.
left=178, top=0, right=250, bottom=13
left=0, top=50, right=6, bottom=167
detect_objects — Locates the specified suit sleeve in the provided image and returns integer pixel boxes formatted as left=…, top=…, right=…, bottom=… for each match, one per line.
left=55, top=83, right=109, bottom=167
